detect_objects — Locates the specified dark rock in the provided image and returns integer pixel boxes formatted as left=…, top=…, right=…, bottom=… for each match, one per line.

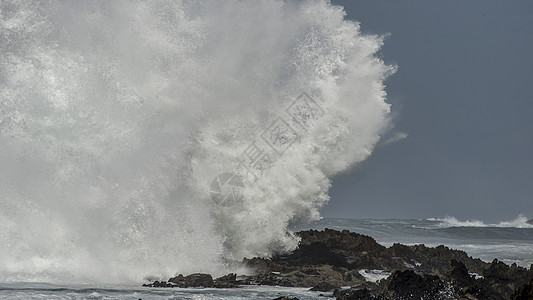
left=443, top=260, right=500, bottom=299
left=334, top=287, right=379, bottom=300
left=142, top=228, right=532, bottom=299
left=274, top=241, right=347, bottom=267
left=511, top=279, right=533, bottom=300
left=527, top=219, right=533, bottom=225
left=272, top=297, right=299, bottom=300
left=446, top=259, right=474, bottom=286
left=381, top=270, right=443, bottom=299
left=214, top=273, right=238, bottom=288
left=309, top=281, right=339, bottom=292
left=296, top=229, right=386, bottom=270
left=242, top=257, right=269, bottom=272
left=168, top=273, right=214, bottom=288
left=143, top=280, right=173, bottom=288
left=483, top=259, right=532, bottom=297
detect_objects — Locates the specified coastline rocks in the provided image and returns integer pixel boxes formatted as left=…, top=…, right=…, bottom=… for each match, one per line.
left=143, top=273, right=239, bottom=288
left=445, top=259, right=474, bottom=287
left=292, top=229, right=488, bottom=277
left=511, top=279, right=533, bottom=300
left=309, top=281, right=339, bottom=292
left=143, top=273, right=215, bottom=288
left=213, top=273, right=238, bottom=288
left=143, top=228, right=533, bottom=299
left=334, top=287, right=377, bottom=300
left=144, top=280, right=173, bottom=288
left=527, top=219, right=533, bottom=225
left=380, top=270, right=443, bottom=299
left=168, top=273, right=214, bottom=288
left=482, top=259, right=533, bottom=297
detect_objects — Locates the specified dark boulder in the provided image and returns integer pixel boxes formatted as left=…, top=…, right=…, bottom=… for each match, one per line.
left=273, top=241, right=347, bottom=267
left=483, top=259, right=533, bottom=297
left=214, top=273, right=238, bottom=288
left=168, top=273, right=214, bottom=288
left=382, top=270, right=443, bottom=299
left=142, top=280, right=173, bottom=288
left=511, top=279, right=533, bottom=300
left=309, top=281, right=339, bottom=292
left=446, top=259, right=474, bottom=286
left=444, top=260, right=499, bottom=299
left=334, top=287, right=379, bottom=300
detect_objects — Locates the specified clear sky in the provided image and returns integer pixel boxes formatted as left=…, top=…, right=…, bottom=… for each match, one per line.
left=324, top=0, right=533, bottom=222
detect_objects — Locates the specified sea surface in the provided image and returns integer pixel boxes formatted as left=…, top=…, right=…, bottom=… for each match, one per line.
left=2, top=217, right=531, bottom=299
left=293, top=216, right=533, bottom=268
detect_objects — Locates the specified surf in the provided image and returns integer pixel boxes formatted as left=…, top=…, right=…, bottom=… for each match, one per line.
left=0, top=0, right=393, bottom=283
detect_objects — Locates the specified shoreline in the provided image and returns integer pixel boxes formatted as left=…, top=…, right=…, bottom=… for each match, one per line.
left=144, top=228, right=533, bottom=299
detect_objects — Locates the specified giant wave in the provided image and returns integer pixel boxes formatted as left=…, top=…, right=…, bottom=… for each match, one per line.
left=0, top=0, right=394, bottom=283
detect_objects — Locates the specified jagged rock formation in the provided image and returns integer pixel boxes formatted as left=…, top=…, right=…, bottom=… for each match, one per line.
left=143, top=229, right=533, bottom=299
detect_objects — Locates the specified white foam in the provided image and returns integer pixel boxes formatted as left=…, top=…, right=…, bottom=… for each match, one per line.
left=428, top=214, right=533, bottom=229
left=0, top=0, right=393, bottom=283
left=358, top=269, right=391, bottom=283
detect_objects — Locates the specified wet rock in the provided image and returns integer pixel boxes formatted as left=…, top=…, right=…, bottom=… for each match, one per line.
left=274, top=241, right=347, bottom=267
left=296, top=229, right=386, bottom=270
left=334, top=287, right=379, bottom=300
left=142, top=280, right=174, bottom=288
left=142, top=228, right=532, bottom=299
left=511, top=279, right=533, bottom=300
left=309, top=281, right=339, bottom=292
left=443, top=260, right=498, bottom=299
left=214, top=273, right=238, bottom=288
left=168, top=273, right=214, bottom=288
left=242, top=257, right=269, bottom=272
left=272, top=297, right=299, bottom=300
left=446, top=259, right=475, bottom=286
left=381, top=270, right=444, bottom=299
left=483, top=259, right=532, bottom=297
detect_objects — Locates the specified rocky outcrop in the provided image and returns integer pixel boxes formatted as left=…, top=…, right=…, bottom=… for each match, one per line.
left=213, top=273, right=238, bottom=288
left=143, top=228, right=532, bottom=299
left=379, top=270, right=443, bottom=299
left=142, top=272, right=241, bottom=288
left=309, top=281, right=340, bottom=292
left=511, top=279, right=533, bottom=300
left=167, top=273, right=214, bottom=288
left=334, top=287, right=378, bottom=300
left=292, top=229, right=488, bottom=276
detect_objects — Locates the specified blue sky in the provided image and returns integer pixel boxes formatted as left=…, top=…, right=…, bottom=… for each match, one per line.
left=325, top=0, right=533, bottom=222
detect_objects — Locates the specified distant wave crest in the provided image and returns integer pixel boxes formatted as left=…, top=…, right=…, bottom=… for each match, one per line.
left=427, top=215, right=533, bottom=229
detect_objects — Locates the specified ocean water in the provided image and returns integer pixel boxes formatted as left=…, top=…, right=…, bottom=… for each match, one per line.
left=0, top=284, right=327, bottom=300
left=1, top=216, right=531, bottom=299
left=2, top=0, right=530, bottom=299
left=294, top=215, right=533, bottom=268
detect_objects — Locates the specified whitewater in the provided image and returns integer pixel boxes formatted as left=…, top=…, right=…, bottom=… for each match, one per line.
left=0, top=0, right=394, bottom=284
left=0, top=216, right=530, bottom=299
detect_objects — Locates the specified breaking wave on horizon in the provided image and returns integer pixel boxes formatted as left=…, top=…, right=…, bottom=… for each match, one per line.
left=427, top=214, right=533, bottom=229
left=0, top=0, right=394, bottom=283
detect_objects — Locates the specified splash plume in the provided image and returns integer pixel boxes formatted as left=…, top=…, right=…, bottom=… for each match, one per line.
left=0, top=0, right=394, bottom=283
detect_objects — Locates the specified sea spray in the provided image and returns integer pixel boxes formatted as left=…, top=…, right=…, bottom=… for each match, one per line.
left=0, top=0, right=394, bottom=283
